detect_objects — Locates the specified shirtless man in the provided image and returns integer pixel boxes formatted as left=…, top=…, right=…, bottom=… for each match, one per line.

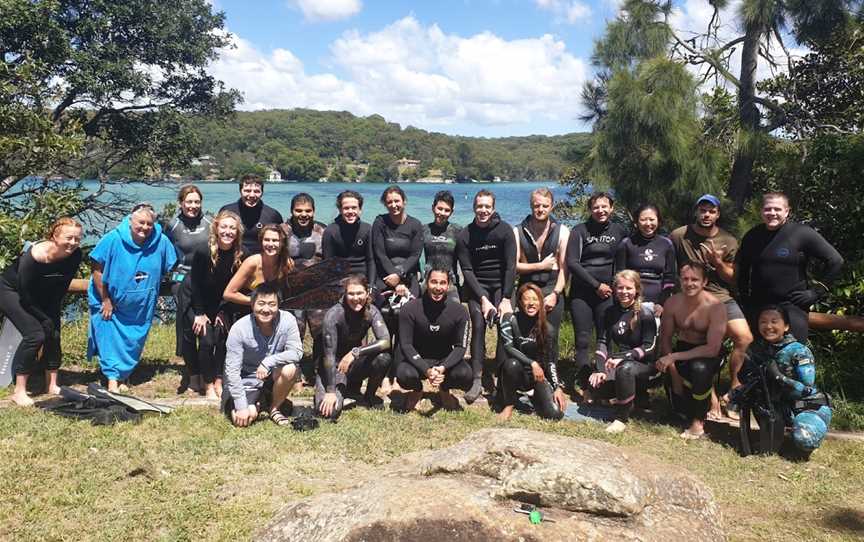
left=670, top=194, right=752, bottom=418
left=656, top=262, right=727, bottom=439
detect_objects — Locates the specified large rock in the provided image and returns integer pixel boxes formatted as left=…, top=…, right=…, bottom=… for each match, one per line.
left=258, top=428, right=725, bottom=541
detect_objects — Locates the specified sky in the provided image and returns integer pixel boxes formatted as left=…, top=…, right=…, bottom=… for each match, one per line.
left=206, top=0, right=799, bottom=138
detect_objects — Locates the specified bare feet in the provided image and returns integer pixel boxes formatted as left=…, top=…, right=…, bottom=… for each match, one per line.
left=118, top=383, right=129, bottom=393
left=605, top=420, right=627, bottom=434
left=400, top=390, right=423, bottom=412
left=107, top=380, right=120, bottom=393
left=214, top=378, right=223, bottom=398
left=497, top=404, right=515, bottom=421
left=379, top=378, right=393, bottom=397
left=11, top=390, right=34, bottom=407
left=46, top=385, right=62, bottom=396
left=680, top=419, right=705, bottom=440
left=439, top=390, right=461, bottom=411
left=204, top=383, right=218, bottom=400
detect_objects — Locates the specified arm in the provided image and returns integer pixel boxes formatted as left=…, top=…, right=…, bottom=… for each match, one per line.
left=735, top=234, right=752, bottom=301
left=668, top=303, right=727, bottom=362
left=565, top=227, right=600, bottom=289
left=16, top=252, right=51, bottom=323
left=498, top=313, right=535, bottom=366
left=224, top=328, right=249, bottom=411
left=357, top=308, right=391, bottom=356
left=500, top=226, right=517, bottom=299
left=261, top=315, right=303, bottom=370
left=660, top=239, right=677, bottom=303
left=320, top=310, right=338, bottom=393
left=593, top=313, right=609, bottom=372
left=804, top=227, right=844, bottom=291
left=364, top=226, right=377, bottom=288
left=553, top=226, right=569, bottom=295
left=456, top=232, right=489, bottom=300
left=223, top=257, right=257, bottom=306
left=440, top=307, right=469, bottom=369
left=189, top=248, right=209, bottom=316
left=397, top=220, right=424, bottom=278
left=613, top=240, right=627, bottom=275
left=371, top=218, right=398, bottom=278
left=616, top=309, right=659, bottom=362
left=322, top=228, right=334, bottom=259
left=659, top=298, right=677, bottom=356
left=398, top=305, right=428, bottom=373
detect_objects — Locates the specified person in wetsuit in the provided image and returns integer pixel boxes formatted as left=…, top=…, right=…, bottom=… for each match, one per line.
left=513, top=187, right=569, bottom=368
left=422, top=190, right=462, bottom=303
left=588, top=270, right=659, bottom=433
left=737, top=192, right=844, bottom=342
left=395, top=268, right=471, bottom=412
left=656, top=262, right=727, bottom=439
left=372, top=186, right=423, bottom=299
left=181, top=210, right=247, bottom=399
left=614, top=203, right=676, bottom=306
left=670, top=194, right=752, bottom=418
left=315, top=275, right=392, bottom=420
left=740, top=305, right=832, bottom=457
left=566, top=192, right=628, bottom=392
left=219, top=174, right=283, bottom=255
left=281, top=193, right=327, bottom=379
left=165, top=184, right=212, bottom=394
left=455, top=189, right=516, bottom=403
left=0, top=218, right=82, bottom=406
left=322, top=190, right=375, bottom=281
left=497, top=283, right=567, bottom=421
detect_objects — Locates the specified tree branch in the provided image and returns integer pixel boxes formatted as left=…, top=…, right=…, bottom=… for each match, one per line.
left=672, top=32, right=742, bottom=87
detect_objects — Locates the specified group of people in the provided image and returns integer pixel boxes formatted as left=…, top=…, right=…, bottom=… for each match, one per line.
left=0, top=175, right=843, bottom=455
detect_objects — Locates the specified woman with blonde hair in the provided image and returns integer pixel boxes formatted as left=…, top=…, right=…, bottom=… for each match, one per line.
left=178, top=210, right=247, bottom=398
left=223, top=224, right=294, bottom=309
left=588, top=270, right=659, bottom=433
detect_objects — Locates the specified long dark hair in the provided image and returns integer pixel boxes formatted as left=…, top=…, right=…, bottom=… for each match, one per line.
left=258, top=224, right=294, bottom=279
left=516, top=283, right=548, bottom=360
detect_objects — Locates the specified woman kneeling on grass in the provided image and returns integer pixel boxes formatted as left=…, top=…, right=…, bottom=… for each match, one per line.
left=0, top=218, right=83, bottom=406
left=496, top=283, right=568, bottom=421
left=588, top=270, right=659, bottom=434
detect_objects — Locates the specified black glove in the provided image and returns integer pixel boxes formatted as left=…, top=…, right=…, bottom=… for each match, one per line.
left=788, top=289, right=819, bottom=307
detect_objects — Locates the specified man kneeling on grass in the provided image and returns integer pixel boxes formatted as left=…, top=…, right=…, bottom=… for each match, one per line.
left=223, top=283, right=303, bottom=427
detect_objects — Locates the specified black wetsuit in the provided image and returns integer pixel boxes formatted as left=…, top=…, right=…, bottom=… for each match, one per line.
left=737, top=222, right=843, bottom=341
left=497, top=312, right=563, bottom=420
left=455, top=213, right=516, bottom=381
left=181, top=244, right=249, bottom=383
left=314, top=303, right=392, bottom=419
left=422, top=221, right=462, bottom=303
left=593, top=302, right=658, bottom=421
left=515, top=215, right=566, bottom=365
left=395, top=295, right=471, bottom=391
left=322, top=216, right=376, bottom=282
left=282, top=219, right=328, bottom=376
left=0, top=244, right=81, bottom=375
left=372, top=213, right=423, bottom=296
left=165, top=213, right=212, bottom=366
left=219, top=199, right=284, bottom=255
left=614, top=233, right=676, bottom=304
left=566, top=219, right=628, bottom=384
left=672, top=340, right=722, bottom=422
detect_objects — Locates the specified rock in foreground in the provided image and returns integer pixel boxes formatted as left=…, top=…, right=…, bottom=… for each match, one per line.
left=258, top=428, right=725, bottom=541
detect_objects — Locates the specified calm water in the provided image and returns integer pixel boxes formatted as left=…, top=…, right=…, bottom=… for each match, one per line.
left=83, top=180, right=569, bottom=228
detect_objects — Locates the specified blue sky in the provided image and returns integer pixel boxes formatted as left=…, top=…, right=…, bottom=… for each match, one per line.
left=205, top=1, right=775, bottom=137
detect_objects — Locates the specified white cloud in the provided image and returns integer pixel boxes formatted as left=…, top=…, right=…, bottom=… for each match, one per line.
left=209, top=16, right=588, bottom=134
left=534, top=0, right=592, bottom=24
left=289, top=0, right=361, bottom=22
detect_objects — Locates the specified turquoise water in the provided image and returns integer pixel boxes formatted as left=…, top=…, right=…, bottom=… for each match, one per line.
left=84, top=180, right=569, bottom=227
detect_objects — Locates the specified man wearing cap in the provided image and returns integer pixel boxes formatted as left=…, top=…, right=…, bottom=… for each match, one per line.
left=670, top=195, right=752, bottom=417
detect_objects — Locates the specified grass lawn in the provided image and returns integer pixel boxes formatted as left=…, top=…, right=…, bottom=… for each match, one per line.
left=1, top=322, right=863, bottom=541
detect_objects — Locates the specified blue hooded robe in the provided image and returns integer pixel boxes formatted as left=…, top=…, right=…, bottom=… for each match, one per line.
left=87, top=216, right=177, bottom=380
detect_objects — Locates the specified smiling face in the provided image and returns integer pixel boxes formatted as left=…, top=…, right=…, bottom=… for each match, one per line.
left=292, top=200, right=314, bottom=228
left=432, top=200, right=453, bottom=226
left=679, top=265, right=707, bottom=297
left=53, top=224, right=82, bottom=255
left=695, top=203, right=719, bottom=229
left=339, top=197, right=361, bottom=224
left=758, top=309, right=789, bottom=343
left=519, top=288, right=541, bottom=317
left=590, top=197, right=613, bottom=223
left=637, top=208, right=658, bottom=238
left=180, top=191, right=202, bottom=218
left=531, top=194, right=553, bottom=222
left=345, top=282, right=368, bottom=312
left=384, top=191, right=405, bottom=218
left=130, top=211, right=155, bottom=244
left=240, top=182, right=263, bottom=208
left=216, top=216, right=239, bottom=250
left=426, top=270, right=450, bottom=301
left=252, top=293, right=279, bottom=326
left=614, top=276, right=638, bottom=308
left=260, top=229, right=282, bottom=257
left=474, top=195, right=495, bottom=225
left=761, top=196, right=790, bottom=230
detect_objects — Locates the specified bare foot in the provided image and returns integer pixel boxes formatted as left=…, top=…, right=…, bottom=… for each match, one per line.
left=379, top=378, right=393, bottom=397
left=204, top=383, right=218, bottom=400
left=680, top=419, right=705, bottom=440
left=118, top=383, right=129, bottom=393
left=605, top=420, right=627, bottom=434
left=439, top=391, right=461, bottom=411
left=11, top=391, right=34, bottom=407
left=497, top=405, right=515, bottom=421
left=214, top=378, right=223, bottom=398
left=107, top=380, right=120, bottom=393
left=46, top=385, right=62, bottom=396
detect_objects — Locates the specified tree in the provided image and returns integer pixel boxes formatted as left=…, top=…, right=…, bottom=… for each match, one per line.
left=0, top=0, right=240, bottom=195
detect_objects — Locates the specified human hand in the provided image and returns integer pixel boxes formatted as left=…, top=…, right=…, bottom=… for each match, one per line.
left=192, top=314, right=210, bottom=336
left=256, top=364, right=270, bottom=380
left=232, top=406, right=256, bottom=427
left=553, top=388, right=568, bottom=411
left=655, top=354, right=675, bottom=373
left=480, top=297, right=495, bottom=317
left=588, top=372, right=607, bottom=388
left=384, top=274, right=401, bottom=288
left=789, top=289, right=819, bottom=307
left=543, top=292, right=557, bottom=312
left=101, top=298, right=114, bottom=320
left=700, top=239, right=727, bottom=267
left=531, top=361, right=545, bottom=383
left=338, top=352, right=355, bottom=374
left=597, top=283, right=612, bottom=299
left=319, top=392, right=338, bottom=417
left=497, top=298, right=512, bottom=316
left=539, top=253, right=556, bottom=270
left=395, top=284, right=410, bottom=298
left=605, top=357, right=621, bottom=373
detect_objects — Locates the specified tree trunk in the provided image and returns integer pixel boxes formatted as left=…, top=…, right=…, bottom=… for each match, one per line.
left=728, top=27, right=762, bottom=211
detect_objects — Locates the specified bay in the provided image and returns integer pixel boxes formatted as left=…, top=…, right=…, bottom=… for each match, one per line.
left=82, top=180, right=570, bottom=228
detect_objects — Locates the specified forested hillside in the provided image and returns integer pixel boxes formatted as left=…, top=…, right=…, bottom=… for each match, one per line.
left=183, top=109, right=591, bottom=181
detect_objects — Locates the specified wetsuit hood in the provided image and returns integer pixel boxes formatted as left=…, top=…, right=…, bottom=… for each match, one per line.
left=117, top=215, right=165, bottom=252
left=475, top=212, right=502, bottom=230
left=177, top=212, right=203, bottom=230
left=586, top=217, right=613, bottom=234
